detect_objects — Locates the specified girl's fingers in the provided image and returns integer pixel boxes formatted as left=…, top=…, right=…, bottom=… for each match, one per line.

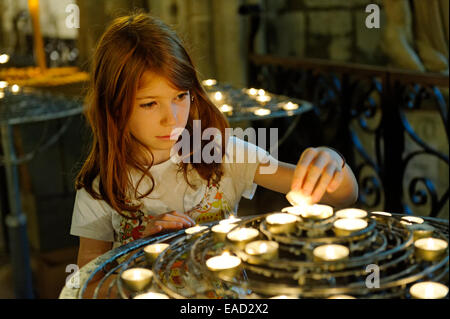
left=291, top=148, right=318, bottom=190
left=327, top=169, right=344, bottom=193
left=154, top=220, right=184, bottom=230
left=169, top=211, right=196, bottom=225
left=142, top=224, right=163, bottom=237
left=301, top=152, right=330, bottom=196
left=161, top=212, right=194, bottom=227
left=310, top=163, right=336, bottom=203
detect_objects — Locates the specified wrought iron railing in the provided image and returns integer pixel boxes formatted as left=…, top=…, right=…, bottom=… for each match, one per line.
left=247, top=54, right=449, bottom=218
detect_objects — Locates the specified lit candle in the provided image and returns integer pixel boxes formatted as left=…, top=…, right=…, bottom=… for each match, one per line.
left=219, top=104, right=233, bottom=113
left=285, top=190, right=312, bottom=208
left=0, top=54, right=9, bottom=64
left=255, top=95, right=271, bottom=103
left=265, top=213, right=298, bottom=234
left=254, top=108, right=271, bottom=116
left=335, top=208, right=367, bottom=219
left=11, top=84, right=20, bottom=94
left=282, top=102, right=299, bottom=111
left=206, top=251, right=242, bottom=280
left=257, top=89, right=266, bottom=96
left=313, top=244, right=349, bottom=262
left=0, top=81, right=8, bottom=89
left=121, top=268, right=153, bottom=292
left=227, top=227, right=260, bottom=249
left=411, top=224, right=435, bottom=241
left=270, top=295, right=298, bottom=299
left=409, top=282, right=448, bottom=299
left=133, top=292, right=170, bottom=299
left=300, top=204, right=334, bottom=221
left=246, top=88, right=258, bottom=96
left=219, top=215, right=241, bottom=225
left=281, top=206, right=302, bottom=216
left=327, top=295, right=356, bottom=299
left=0, top=92, right=4, bottom=99
left=185, top=225, right=208, bottom=236
left=213, top=91, right=223, bottom=101
left=333, top=218, right=368, bottom=237
left=401, top=216, right=424, bottom=225
left=414, top=237, right=448, bottom=261
left=144, top=243, right=170, bottom=264
left=202, top=79, right=217, bottom=86
left=211, top=223, right=236, bottom=243
left=245, top=240, right=279, bottom=265
left=371, top=211, right=392, bottom=217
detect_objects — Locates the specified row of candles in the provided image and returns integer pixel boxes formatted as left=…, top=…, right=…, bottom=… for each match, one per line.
left=201, top=78, right=300, bottom=117
left=120, top=207, right=448, bottom=299
left=0, top=81, right=21, bottom=99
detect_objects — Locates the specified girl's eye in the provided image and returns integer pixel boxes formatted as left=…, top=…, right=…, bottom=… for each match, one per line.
left=176, top=92, right=189, bottom=100
left=140, top=101, right=156, bottom=108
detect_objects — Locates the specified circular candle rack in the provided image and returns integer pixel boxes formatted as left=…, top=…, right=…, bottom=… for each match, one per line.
left=59, top=212, right=449, bottom=299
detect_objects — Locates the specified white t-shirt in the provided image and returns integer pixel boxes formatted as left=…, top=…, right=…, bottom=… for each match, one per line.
left=70, top=136, right=272, bottom=248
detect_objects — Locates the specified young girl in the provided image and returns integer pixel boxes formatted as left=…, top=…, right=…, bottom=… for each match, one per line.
left=71, top=13, right=358, bottom=274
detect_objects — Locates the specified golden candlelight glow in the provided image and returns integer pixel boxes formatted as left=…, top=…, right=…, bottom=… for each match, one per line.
left=245, top=240, right=279, bottom=262
left=414, top=237, right=448, bottom=261
left=285, top=190, right=312, bottom=208
left=255, top=95, right=271, bottom=103
left=335, top=208, right=368, bottom=219
left=144, top=243, right=169, bottom=263
left=254, top=108, right=271, bottom=116
left=313, top=244, right=349, bottom=261
left=133, top=292, right=170, bottom=299
left=0, top=54, right=9, bottom=64
left=258, top=89, right=266, bottom=96
left=219, top=215, right=242, bottom=225
left=371, top=211, right=392, bottom=217
left=213, top=91, right=223, bottom=101
left=270, top=295, right=298, bottom=299
left=121, top=268, right=153, bottom=291
left=0, top=92, right=4, bottom=99
left=212, top=223, right=236, bottom=242
left=0, top=81, right=8, bottom=89
left=202, top=79, right=217, bottom=86
left=11, top=84, right=20, bottom=93
left=281, top=206, right=303, bottom=216
left=185, top=225, right=208, bottom=235
left=401, top=216, right=424, bottom=225
left=219, top=104, right=233, bottom=113
left=410, top=282, right=448, bottom=299
left=282, top=102, right=299, bottom=111
left=227, top=227, right=259, bottom=246
left=333, top=218, right=368, bottom=236
left=246, top=88, right=258, bottom=96
left=206, top=251, right=241, bottom=271
left=301, top=204, right=334, bottom=220
left=265, top=213, right=298, bottom=234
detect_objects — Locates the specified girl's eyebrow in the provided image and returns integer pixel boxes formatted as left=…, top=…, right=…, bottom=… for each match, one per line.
left=136, top=90, right=188, bottom=100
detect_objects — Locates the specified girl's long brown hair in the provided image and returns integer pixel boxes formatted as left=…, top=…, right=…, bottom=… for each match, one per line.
left=75, top=13, right=229, bottom=218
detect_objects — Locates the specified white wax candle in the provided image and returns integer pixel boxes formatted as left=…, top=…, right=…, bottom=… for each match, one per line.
left=371, top=211, right=392, bottom=217
left=333, top=218, right=368, bottom=233
left=202, top=79, right=217, bottom=86
left=133, top=292, right=170, bottom=299
left=401, top=216, right=424, bottom=225
left=0, top=81, right=8, bottom=89
left=144, top=243, right=169, bottom=254
left=410, top=282, right=449, bottom=299
left=245, top=240, right=278, bottom=256
left=335, top=208, right=367, bottom=219
left=301, top=204, right=334, bottom=220
left=254, top=108, right=271, bottom=116
left=214, top=91, right=223, bottom=101
left=0, top=54, right=9, bottom=64
left=185, top=225, right=208, bottom=235
left=11, top=84, right=20, bottom=93
left=219, top=215, right=241, bottom=225
left=246, top=88, right=258, bottom=96
left=313, top=244, right=349, bottom=261
left=219, top=104, right=233, bottom=113
left=227, top=227, right=259, bottom=242
left=414, top=237, right=448, bottom=251
left=206, top=252, right=241, bottom=271
left=255, top=95, right=271, bottom=103
left=282, top=102, right=299, bottom=111
left=266, top=213, right=298, bottom=225
left=212, top=223, right=236, bottom=235
left=121, top=268, right=153, bottom=281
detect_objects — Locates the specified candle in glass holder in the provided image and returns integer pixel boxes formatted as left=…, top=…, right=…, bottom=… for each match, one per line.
left=409, top=282, right=449, bottom=299
left=133, top=292, right=170, bottom=299
left=265, top=213, right=298, bottom=234
left=401, top=216, right=424, bottom=225
left=227, top=227, right=259, bottom=249
left=121, top=268, right=153, bottom=292
left=254, top=108, right=271, bottom=116
left=313, top=244, right=349, bottom=262
left=300, top=204, right=334, bottom=221
left=414, top=237, right=448, bottom=261
left=245, top=240, right=279, bottom=265
left=219, top=215, right=242, bottom=225
left=282, top=102, right=299, bottom=111
left=185, top=225, right=208, bottom=239
left=202, top=79, right=217, bottom=87
left=335, top=208, right=367, bottom=219
left=144, top=243, right=170, bottom=264
left=211, top=223, right=236, bottom=242
left=219, top=104, right=233, bottom=114
left=333, top=218, right=368, bottom=237
left=206, top=251, right=242, bottom=280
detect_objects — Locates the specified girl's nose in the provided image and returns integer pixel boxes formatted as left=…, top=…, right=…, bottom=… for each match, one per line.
left=161, top=102, right=177, bottom=126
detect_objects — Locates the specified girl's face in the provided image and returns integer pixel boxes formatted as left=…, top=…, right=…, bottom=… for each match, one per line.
left=129, top=71, right=191, bottom=160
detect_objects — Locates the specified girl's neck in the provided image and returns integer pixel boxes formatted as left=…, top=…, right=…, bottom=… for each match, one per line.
left=151, top=148, right=172, bottom=166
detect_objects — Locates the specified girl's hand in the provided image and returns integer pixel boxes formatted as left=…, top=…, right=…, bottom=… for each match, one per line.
left=290, top=147, right=345, bottom=204
left=142, top=211, right=196, bottom=236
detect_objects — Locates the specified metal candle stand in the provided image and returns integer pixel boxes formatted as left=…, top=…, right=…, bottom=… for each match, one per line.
left=60, top=212, right=449, bottom=299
